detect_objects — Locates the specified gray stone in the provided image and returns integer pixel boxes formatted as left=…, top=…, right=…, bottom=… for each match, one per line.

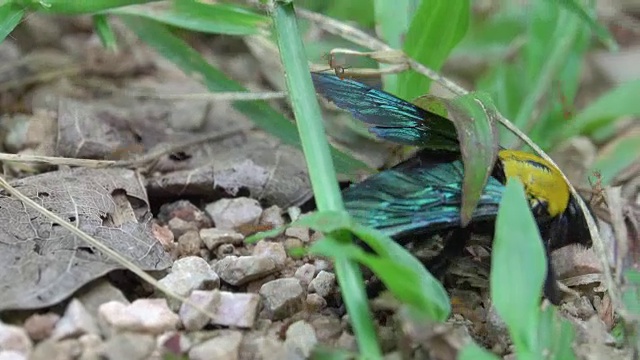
left=158, top=256, right=220, bottom=310
left=102, top=332, right=155, bottom=360
left=205, top=197, right=262, bottom=230
left=283, top=238, right=303, bottom=252
left=179, top=290, right=261, bottom=330
left=284, top=226, right=310, bottom=243
left=294, top=264, right=316, bottom=286
left=253, top=240, right=287, bottom=267
left=167, top=217, right=198, bottom=239
left=76, top=279, right=130, bottom=318
left=78, top=334, right=102, bottom=360
left=0, top=321, right=32, bottom=355
left=310, top=316, right=342, bottom=343
left=200, top=228, right=244, bottom=250
left=214, top=255, right=278, bottom=286
left=177, top=230, right=202, bottom=257
left=98, top=299, right=180, bottom=335
left=259, top=278, right=304, bottom=320
left=305, top=294, right=326, bottom=312
left=308, top=271, right=336, bottom=298
left=0, top=351, right=27, bottom=360
left=23, top=313, right=59, bottom=342
left=189, top=331, right=243, bottom=360
left=52, top=299, right=100, bottom=340
left=259, top=205, right=285, bottom=228
left=284, top=321, right=317, bottom=360
left=30, top=339, right=81, bottom=360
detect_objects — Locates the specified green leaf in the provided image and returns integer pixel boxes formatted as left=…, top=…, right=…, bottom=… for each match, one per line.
left=374, top=0, right=417, bottom=92
left=491, top=178, right=545, bottom=355
left=448, top=92, right=499, bottom=226
left=395, top=0, right=470, bottom=100
left=552, top=0, right=617, bottom=51
left=590, top=129, right=640, bottom=186
left=0, top=2, right=24, bottom=43
left=458, top=343, right=501, bottom=360
left=537, top=305, right=576, bottom=359
left=109, top=1, right=269, bottom=36
left=92, top=14, right=117, bottom=51
left=119, top=15, right=369, bottom=175
left=16, top=0, right=158, bottom=14
left=300, top=211, right=451, bottom=321
left=562, top=80, right=640, bottom=139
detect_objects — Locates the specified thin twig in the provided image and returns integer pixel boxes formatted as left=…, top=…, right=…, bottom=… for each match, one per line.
left=0, top=127, right=249, bottom=171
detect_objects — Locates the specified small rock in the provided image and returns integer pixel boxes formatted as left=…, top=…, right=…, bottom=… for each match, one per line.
left=76, top=278, right=130, bottom=317
left=336, top=332, right=357, bottom=352
left=180, top=290, right=261, bottom=330
left=214, top=255, right=278, bottom=286
left=98, top=299, right=180, bottom=335
left=151, top=222, right=175, bottom=252
left=294, top=264, right=316, bottom=286
left=284, top=227, right=310, bottom=243
left=239, top=334, right=285, bottom=360
left=0, top=351, right=27, bottom=360
left=259, top=278, right=305, bottom=320
left=284, top=238, right=303, bottom=252
left=314, top=259, right=331, bottom=272
left=200, top=228, right=244, bottom=250
left=253, top=241, right=287, bottom=267
left=308, top=271, right=336, bottom=298
left=310, top=316, right=342, bottom=343
left=0, top=321, right=32, bottom=355
left=30, top=339, right=81, bottom=360
left=205, top=197, right=263, bottom=230
left=167, top=217, right=199, bottom=239
left=284, top=321, right=317, bottom=359
left=259, top=205, right=285, bottom=228
left=216, top=243, right=237, bottom=258
left=189, top=330, right=243, bottom=360
left=78, top=334, right=102, bottom=360
left=158, top=200, right=212, bottom=228
left=551, top=245, right=601, bottom=279
left=102, top=332, right=155, bottom=360
left=23, top=313, right=60, bottom=341
left=158, top=256, right=220, bottom=310
left=177, top=230, right=203, bottom=257
left=52, top=299, right=100, bottom=340
left=158, top=331, right=191, bottom=357
left=305, top=294, right=326, bottom=312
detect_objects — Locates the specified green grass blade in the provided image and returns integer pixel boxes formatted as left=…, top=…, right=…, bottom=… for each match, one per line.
left=373, top=0, right=415, bottom=91
left=0, top=2, right=24, bottom=42
left=491, top=178, right=546, bottom=356
left=92, top=14, right=117, bottom=50
left=269, top=2, right=381, bottom=358
left=16, top=0, right=159, bottom=14
left=561, top=80, right=640, bottom=139
left=396, top=0, right=470, bottom=100
left=108, top=1, right=269, bottom=36
left=589, top=129, right=640, bottom=186
left=119, top=15, right=369, bottom=175
left=552, top=0, right=617, bottom=51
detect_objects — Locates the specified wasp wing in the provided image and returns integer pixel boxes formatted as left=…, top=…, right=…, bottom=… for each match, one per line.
left=343, top=154, right=504, bottom=241
left=311, top=72, right=459, bottom=149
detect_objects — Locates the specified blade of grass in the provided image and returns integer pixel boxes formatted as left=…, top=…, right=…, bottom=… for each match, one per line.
left=269, top=1, right=381, bottom=358
left=119, top=15, right=369, bottom=175
left=16, top=0, right=159, bottom=14
left=0, top=2, right=24, bottom=42
left=491, top=178, right=546, bottom=357
left=396, top=0, right=470, bottom=100
left=506, top=5, right=581, bottom=147
left=92, top=14, right=117, bottom=51
left=108, top=1, right=269, bottom=36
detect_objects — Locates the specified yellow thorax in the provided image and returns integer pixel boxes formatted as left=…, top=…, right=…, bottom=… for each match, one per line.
left=497, top=149, right=570, bottom=217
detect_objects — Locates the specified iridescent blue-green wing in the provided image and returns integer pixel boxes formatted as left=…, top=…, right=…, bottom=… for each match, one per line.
left=311, top=72, right=458, bottom=149
left=342, top=158, right=504, bottom=240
